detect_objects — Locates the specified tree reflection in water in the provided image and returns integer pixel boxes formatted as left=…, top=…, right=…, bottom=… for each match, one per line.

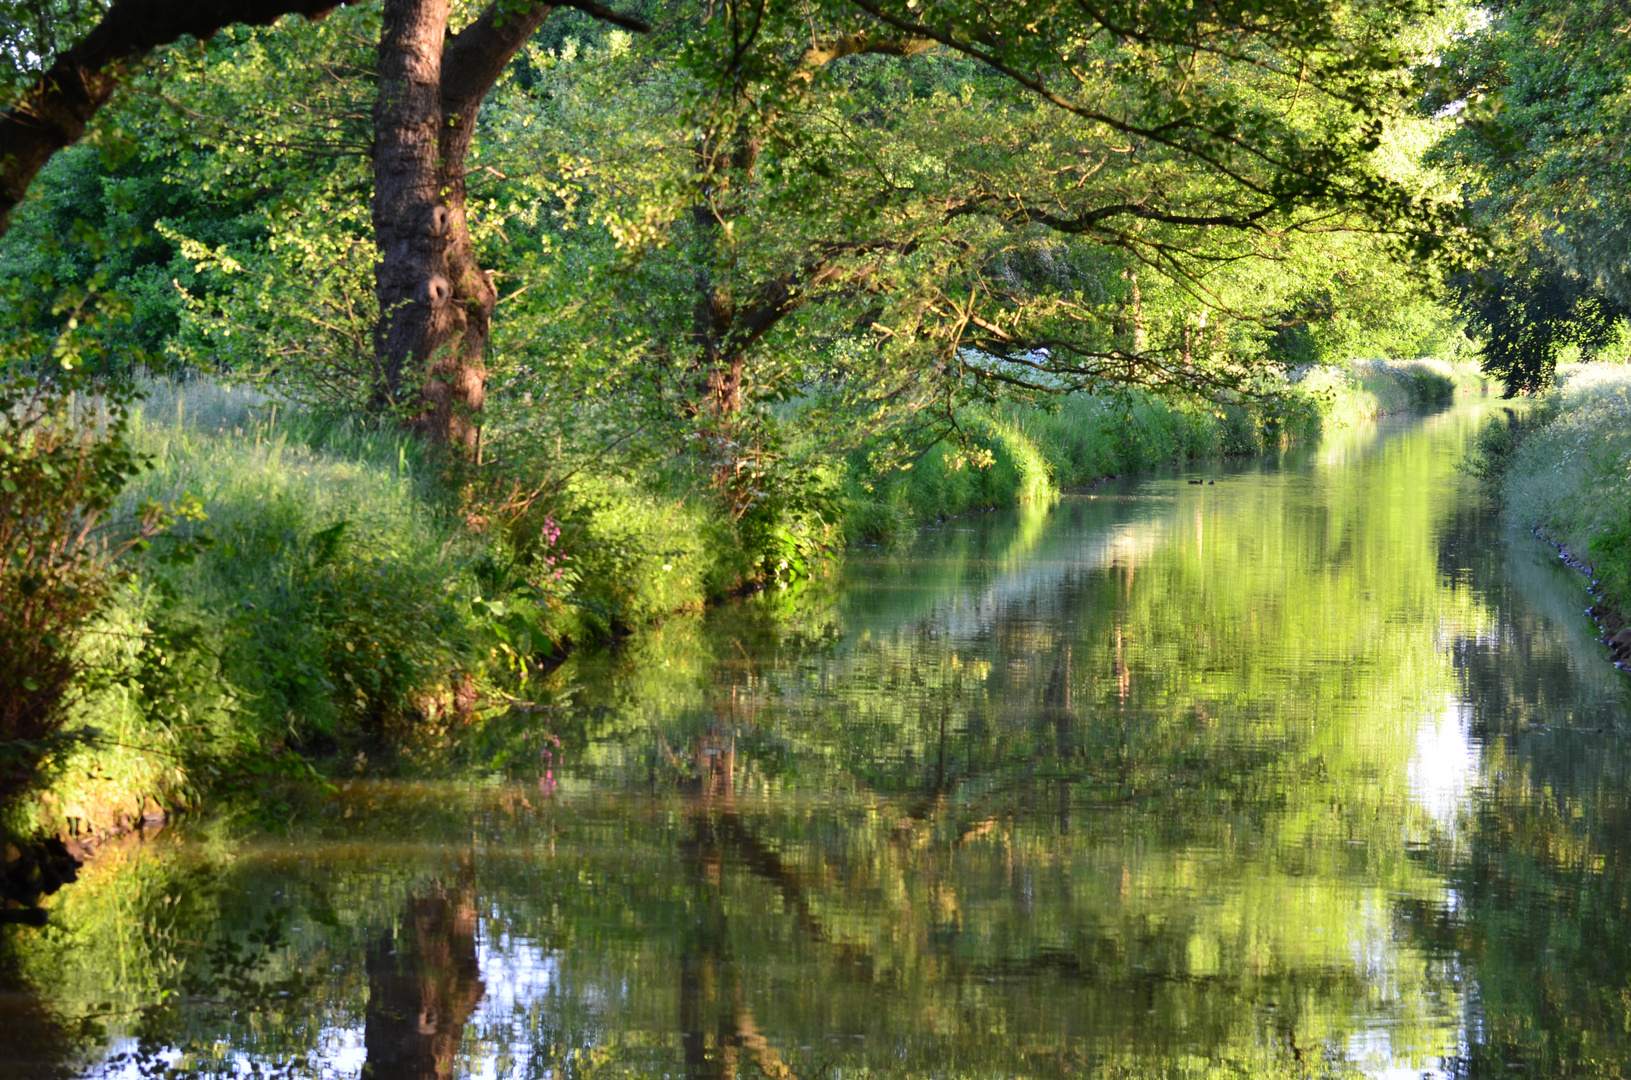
left=363, top=868, right=484, bottom=1080
left=0, top=965, right=74, bottom=1080
left=8, top=404, right=1631, bottom=1078
left=680, top=725, right=826, bottom=1080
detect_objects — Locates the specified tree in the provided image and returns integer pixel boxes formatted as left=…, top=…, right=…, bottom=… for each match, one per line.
left=1427, top=0, right=1631, bottom=391
left=484, top=0, right=1461, bottom=517
left=370, top=0, right=647, bottom=448
left=0, top=0, right=649, bottom=450
left=3, top=0, right=1461, bottom=450
left=1451, top=254, right=1624, bottom=396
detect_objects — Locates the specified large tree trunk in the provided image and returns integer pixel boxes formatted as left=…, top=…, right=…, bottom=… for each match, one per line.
left=372, top=0, right=555, bottom=450
left=0, top=0, right=345, bottom=235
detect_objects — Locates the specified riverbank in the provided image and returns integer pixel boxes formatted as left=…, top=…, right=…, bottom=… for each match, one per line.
left=12, top=392, right=1622, bottom=1080
left=1, top=359, right=1486, bottom=856
left=1469, top=363, right=1631, bottom=669
left=845, top=358, right=1488, bottom=542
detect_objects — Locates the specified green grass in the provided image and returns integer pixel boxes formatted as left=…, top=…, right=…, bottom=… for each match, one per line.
left=842, top=361, right=1483, bottom=544
left=5, top=381, right=480, bottom=838
left=125, top=380, right=477, bottom=737
left=1301, top=359, right=1489, bottom=426
left=1498, top=364, right=1631, bottom=611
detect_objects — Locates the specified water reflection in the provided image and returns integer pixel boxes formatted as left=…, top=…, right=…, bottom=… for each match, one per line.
left=4, top=402, right=1628, bottom=1078
left=362, top=872, right=483, bottom=1080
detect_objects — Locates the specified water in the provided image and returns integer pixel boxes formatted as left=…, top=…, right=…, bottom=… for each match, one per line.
left=5, top=402, right=1628, bottom=1079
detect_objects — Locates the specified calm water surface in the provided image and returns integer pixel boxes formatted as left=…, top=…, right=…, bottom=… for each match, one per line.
left=5, top=402, right=1629, bottom=1079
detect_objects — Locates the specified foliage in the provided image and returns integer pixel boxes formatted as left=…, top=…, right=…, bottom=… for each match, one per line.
left=1428, top=0, right=1631, bottom=392
left=0, top=6, right=381, bottom=396
left=498, top=471, right=712, bottom=638
left=0, top=372, right=154, bottom=802
left=0, top=0, right=1491, bottom=823
left=543, top=7, right=1451, bottom=382
left=0, top=272, right=210, bottom=811
left=0, top=0, right=109, bottom=101
left=125, top=7, right=385, bottom=407
left=0, top=0, right=1477, bottom=576
left=5, top=378, right=486, bottom=836
left=11, top=377, right=832, bottom=832
left=1451, top=255, right=1626, bottom=395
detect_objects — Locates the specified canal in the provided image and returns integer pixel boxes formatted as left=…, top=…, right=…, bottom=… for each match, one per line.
left=6, top=400, right=1627, bottom=1079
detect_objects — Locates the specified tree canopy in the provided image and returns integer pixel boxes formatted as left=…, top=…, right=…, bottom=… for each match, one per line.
left=1427, top=0, right=1631, bottom=392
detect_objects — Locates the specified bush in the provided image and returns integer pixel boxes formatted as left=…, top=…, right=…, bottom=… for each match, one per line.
left=842, top=386, right=1321, bottom=545
left=529, top=474, right=712, bottom=636
left=1301, top=359, right=1487, bottom=428
left=0, top=376, right=173, bottom=804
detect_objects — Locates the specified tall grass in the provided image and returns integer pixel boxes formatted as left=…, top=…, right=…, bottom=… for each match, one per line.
left=1499, top=365, right=1631, bottom=609
left=8, top=381, right=483, bottom=839
left=1303, top=359, right=1489, bottom=426
left=844, top=361, right=1481, bottom=544
left=125, top=380, right=477, bottom=736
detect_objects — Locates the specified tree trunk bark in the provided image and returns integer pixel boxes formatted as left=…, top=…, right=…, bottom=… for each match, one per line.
left=372, top=0, right=554, bottom=449
left=689, top=132, right=760, bottom=422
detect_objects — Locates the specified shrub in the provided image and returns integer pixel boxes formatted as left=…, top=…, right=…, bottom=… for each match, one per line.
left=0, top=376, right=179, bottom=804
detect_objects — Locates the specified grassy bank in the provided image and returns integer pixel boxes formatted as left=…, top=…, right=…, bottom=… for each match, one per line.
left=1471, top=364, right=1631, bottom=621
left=6, top=382, right=470, bottom=841
left=1344, top=358, right=1490, bottom=417
left=4, top=381, right=735, bottom=843
left=845, top=359, right=1486, bottom=543
left=6, top=358, right=1481, bottom=843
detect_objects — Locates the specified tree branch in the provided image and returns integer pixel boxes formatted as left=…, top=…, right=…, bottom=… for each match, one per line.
left=554, top=0, right=650, bottom=34
left=442, top=0, right=649, bottom=114
left=948, top=193, right=1286, bottom=232
left=442, top=1, right=559, bottom=114
left=0, top=0, right=346, bottom=234
left=793, top=31, right=936, bottom=80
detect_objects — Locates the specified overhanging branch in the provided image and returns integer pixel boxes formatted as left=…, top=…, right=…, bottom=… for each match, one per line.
left=0, top=0, right=347, bottom=234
